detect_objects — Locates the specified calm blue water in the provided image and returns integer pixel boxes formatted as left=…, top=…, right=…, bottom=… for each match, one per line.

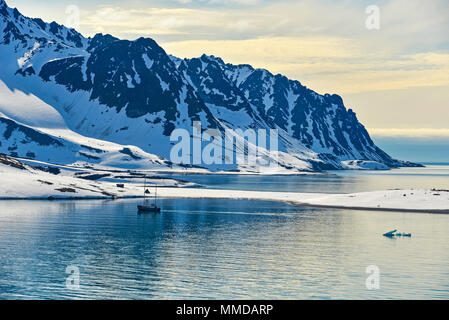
left=1, top=166, right=449, bottom=300
left=164, top=165, right=449, bottom=193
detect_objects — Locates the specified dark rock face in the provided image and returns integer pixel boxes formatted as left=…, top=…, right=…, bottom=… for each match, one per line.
left=35, top=34, right=219, bottom=136
left=0, top=153, right=27, bottom=170
left=179, top=55, right=254, bottom=114
left=39, top=56, right=90, bottom=91
left=179, top=57, right=403, bottom=166
left=1, top=117, right=63, bottom=147
left=87, top=38, right=189, bottom=119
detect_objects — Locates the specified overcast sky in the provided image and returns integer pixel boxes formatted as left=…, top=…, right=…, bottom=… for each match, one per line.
left=6, top=0, right=449, bottom=162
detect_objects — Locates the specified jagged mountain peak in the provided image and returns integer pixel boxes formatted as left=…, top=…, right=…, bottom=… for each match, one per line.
left=199, top=54, right=225, bottom=65
left=0, top=0, right=415, bottom=172
left=87, top=33, right=119, bottom=52
left=0, top=0, right=84, bottom=49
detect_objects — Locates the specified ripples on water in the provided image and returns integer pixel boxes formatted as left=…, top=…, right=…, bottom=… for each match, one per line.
left=1, top=198, right=449, bottom=300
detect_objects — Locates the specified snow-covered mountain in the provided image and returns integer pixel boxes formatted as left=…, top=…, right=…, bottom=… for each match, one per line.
left=0, top=80, right=175, bottom=170
left=0, top=0, right=416, bottom=172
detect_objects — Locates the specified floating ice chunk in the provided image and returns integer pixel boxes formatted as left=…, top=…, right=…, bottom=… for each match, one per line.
left=383, top=230, right=412, bottom=238
left=383, top=230, right=397, bottom=237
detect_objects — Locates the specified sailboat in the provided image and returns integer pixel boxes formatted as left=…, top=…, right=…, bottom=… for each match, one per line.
left=138, top=176, right=161, bottom=213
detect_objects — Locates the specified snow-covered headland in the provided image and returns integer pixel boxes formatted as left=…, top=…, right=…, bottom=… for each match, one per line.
left=0, top=154, right=195, bottom=200
left=1, top=155, right=448, bottom=213
left=154, top=188, right=449, bottom=214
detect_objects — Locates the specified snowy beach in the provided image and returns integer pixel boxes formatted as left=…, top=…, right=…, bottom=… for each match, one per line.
left=2, top=154, right=448, bottom=213
left=156, top=188, right=449, bottom=214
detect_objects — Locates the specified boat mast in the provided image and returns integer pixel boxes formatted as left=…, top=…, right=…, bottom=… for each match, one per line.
left=144, top=175, right=147, bottom=200
left=155, top=184, right=158, bottom=206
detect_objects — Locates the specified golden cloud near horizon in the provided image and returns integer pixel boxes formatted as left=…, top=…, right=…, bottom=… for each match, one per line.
left=161, top=39, right=449, bottom=94
left=369, top=128, right=449, bottom=138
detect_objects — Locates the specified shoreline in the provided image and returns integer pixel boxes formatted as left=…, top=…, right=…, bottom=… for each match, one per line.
left=1, top=188, right=448, bottom=214
left=0, top=195, right=143, bottom=201
left=288, top=202, right=449, bottom=214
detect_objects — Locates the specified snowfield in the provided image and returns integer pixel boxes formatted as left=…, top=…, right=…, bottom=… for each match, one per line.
left=1, top=155, right=448, bottom=213
left=341, top=160, right=390, bottom=171
left=300, top=189, right=449, bottom=213
left=0, top=154, right=195, bottom=199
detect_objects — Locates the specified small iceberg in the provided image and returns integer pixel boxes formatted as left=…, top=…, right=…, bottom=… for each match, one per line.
left=383, top=230, right=412, bottom=238
left=383, top=230, right=397, bottom=238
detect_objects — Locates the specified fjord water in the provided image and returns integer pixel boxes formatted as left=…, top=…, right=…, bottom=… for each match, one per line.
left=1, top=166, right=449, bottom=300
left=164, top=164, right=449, bottom=194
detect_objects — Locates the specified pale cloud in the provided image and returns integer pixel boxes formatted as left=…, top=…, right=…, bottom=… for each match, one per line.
left=370, top=128, right=449, bottom=139
left=162, top=37, right=357, bottom=60
left=69, top=0, right=449, bottom=95
left=79, top=6, right=275, bottom=38
left=169, top=0, right=263, bottom=5
left=162, top=39, right=449, bottom=94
